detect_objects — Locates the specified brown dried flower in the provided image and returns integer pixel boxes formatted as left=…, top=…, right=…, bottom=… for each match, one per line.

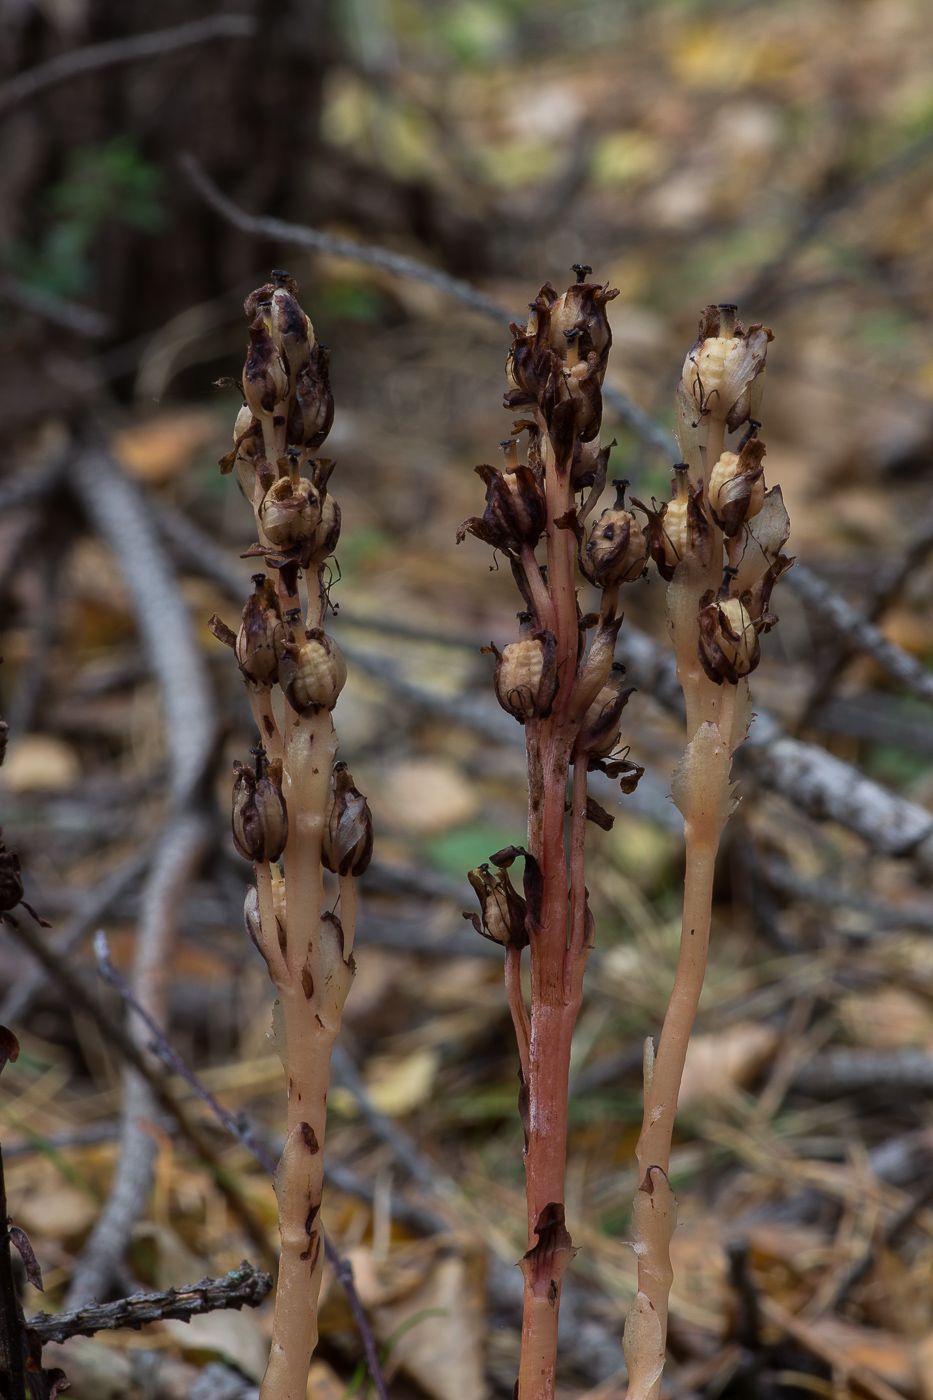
left=232, top=751, right=289, bottom=863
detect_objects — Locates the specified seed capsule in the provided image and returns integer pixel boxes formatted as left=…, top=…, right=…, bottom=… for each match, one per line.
left=464, top=862, right=528, bottom=949
left=236, top=575, right=281, bottom=684
left=634, top=468, right=711, bottom=582
left=232, top=751, right=289, bottom=863
left=680, top=303, right=772, bottom=432
left=243, top=313, right=290, bottom=418
left=579, top=665, right=633, bottom=757
left=287, top=343, right=334, bottom=452
left=269, top=286, right=312, bottom=378
left=457, top=460, right=546, bottom=557
left=280, top=628, right=347, bottom=711
left=259, top=475, right=323, bottom=548
left=489, top=616, right=558, bottom=723
left=707, top=438, right=766, bottom=537
left=304, top=493, right=342, bottom=567
left=581, top=480, right=648, bottom=587
left=697, top=594, right=759, bottom=685
left=322, top=764, right=373, bottom=877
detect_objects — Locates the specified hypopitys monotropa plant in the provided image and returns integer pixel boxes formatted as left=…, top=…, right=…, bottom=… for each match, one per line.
left=458, top=269, right=646, bottom=1400
left=210, top=272, right=372, bottom=1400
left=621, top=305, right=792, bottom=1400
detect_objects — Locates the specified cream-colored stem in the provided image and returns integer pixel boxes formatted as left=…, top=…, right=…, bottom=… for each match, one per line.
left=705, top=419, right=725, bottom=472
left=624, top=682, right=737, bottom=1400
left=259, top=702, right=351, bottom=1400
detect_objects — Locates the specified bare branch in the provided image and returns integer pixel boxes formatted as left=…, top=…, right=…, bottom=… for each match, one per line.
left=0, top=844, right=152, bottom=1026
left=180, top=155, right=675, bottom=457
left=788, top=562, right=933, bottom=707
left=0, top=16, right=256, bottom=115
left=72, top=448, right=215, bottom=808
left=66, top=813, right=210, bottom=1309
left=179, top=154, right=512, bottom=323
left=0, top=272, right=112, bottom=338
left=29, top=1263, right=271, bottom=1345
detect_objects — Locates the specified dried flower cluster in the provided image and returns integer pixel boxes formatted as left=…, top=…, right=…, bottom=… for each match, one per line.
left=460, top=290, right=791, bottom=1400
left=459, top=271, right=646, bottom=1400
left=621, top=305, right=792, bottom=1400
left=211, top=272, right=372, bottom=1400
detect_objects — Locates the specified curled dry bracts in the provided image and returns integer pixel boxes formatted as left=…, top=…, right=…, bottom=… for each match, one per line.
left=464, top=844, right=542, bottom=949
left=579, top=664, right=635, bottom=758
left=580, top=479, right=648, bottom=587
left=485, top=616, right=558, bottom=723
left=236, top=575, right=281, bottom=684
left=680, top=303, right=772, bottom=433
left=465, top=863, right=528, bottom=949
left=457, top=459, right=546, bottom=557
left=321, top=764, right=373, bottom=878
left=232, top=751, right=288, bottom=863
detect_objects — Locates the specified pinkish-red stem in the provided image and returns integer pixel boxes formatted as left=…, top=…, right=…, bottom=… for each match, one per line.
left=517, top=442, right=587, bottom=1400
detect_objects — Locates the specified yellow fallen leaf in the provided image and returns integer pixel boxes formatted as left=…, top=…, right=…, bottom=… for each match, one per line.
left=2, top=734, right=81, bottom=792
left=365, top=1047, right=439, bottom=1116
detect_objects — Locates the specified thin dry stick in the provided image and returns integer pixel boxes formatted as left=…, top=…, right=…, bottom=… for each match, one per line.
left=31, top=1263, right=272, bottom=1344
left=0, top=271, right=112, bottom=338
left=4, top=915, right=277, bottom=1273
left=787, top=562, right=933, bottom=707
left=66, top=813, right=211, bottom=1308
left=461, top=271, right=647, bottom=1400
left=66, top=444, right=216, bottom=1306
left=0, top=845, right=152, bottom=1026
left=621, top=305, right=792, bottom=1399
left=209, top=273, right=373, bottom=1400
left=178, top=154, right=672, bottom=454
left=0, top=14, right=255, bottom=114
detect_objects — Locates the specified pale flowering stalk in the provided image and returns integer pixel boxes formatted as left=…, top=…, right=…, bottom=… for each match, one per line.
left=622, top=305, right=792, bottom=1399
left=210, top=273, right=373, bottom=1400
left=460, top=269, right=646, bottom=1400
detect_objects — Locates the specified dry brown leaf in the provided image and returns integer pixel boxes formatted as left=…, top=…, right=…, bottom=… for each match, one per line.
left=112, top=410, right=220, bottom=484
left=307, top=1358, right=347, bottom=1400
left=837, top=986, right=933, bottom=1051
left=806, top=1316, right=915, bottom=1392
left=678, top=1022, right=779, bottom=1107
left=377, top=759, right=479, bottom=834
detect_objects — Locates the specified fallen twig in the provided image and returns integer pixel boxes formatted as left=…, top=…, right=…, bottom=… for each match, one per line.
left=760, top=1296, right=907, bottom=1400
left=3, top=914, right=277, bottom=1276
left=788, top=563, right=933, bottom=707
left=0, top=272, right=112, bottom=339
left=71, top=448, right=215, bottom=807
left=0, top=15, right=255, bottom=115
left=178, top=154, right=672, bottom=454
left=0, top=845, right=153, bottom=1026
left=67, top=445, right=217, bottom=1302
left=30, top=1263, right=271, bottom=1345
left=794, top=1047, right=933, bottom=1095
left=67, top=814, right=210, bottom=1308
